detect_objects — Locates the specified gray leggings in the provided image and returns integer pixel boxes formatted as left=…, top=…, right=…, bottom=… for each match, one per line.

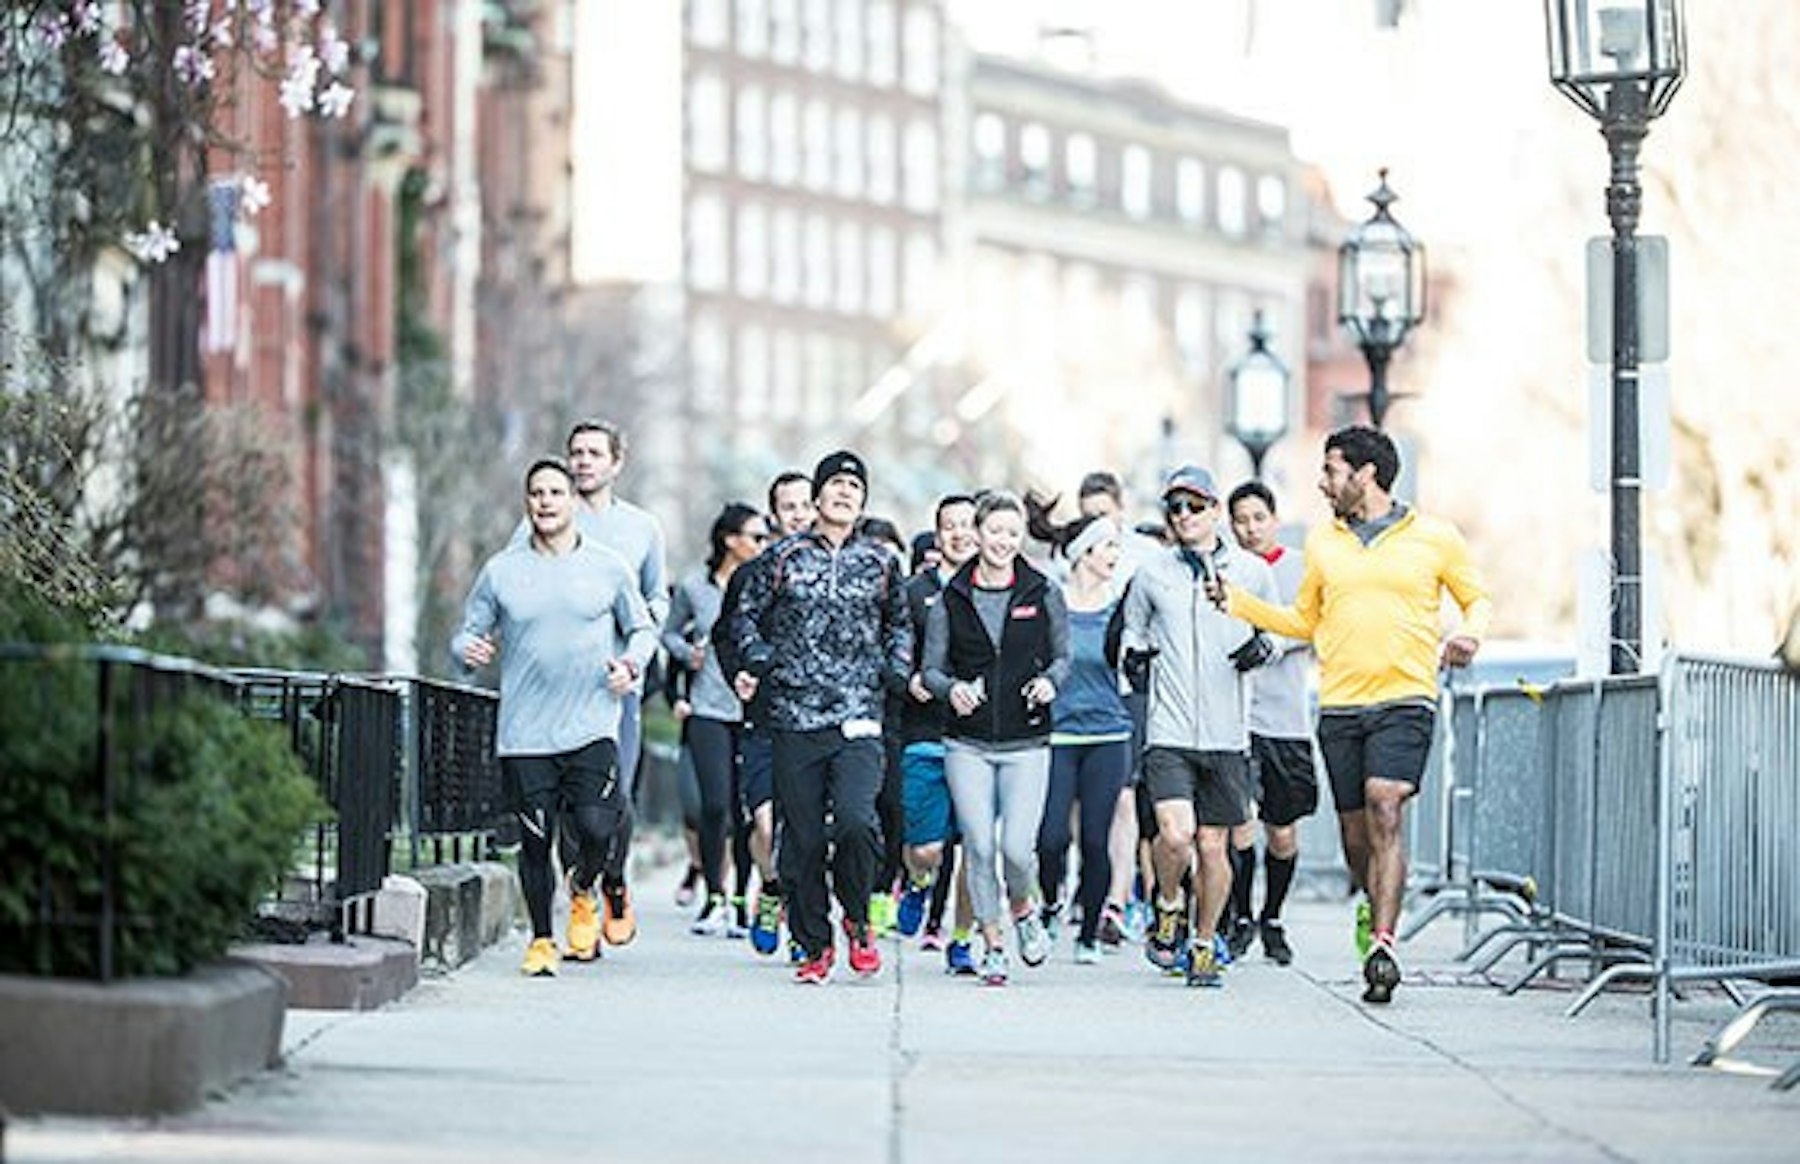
left=944, top=740, right=1050, bottom=927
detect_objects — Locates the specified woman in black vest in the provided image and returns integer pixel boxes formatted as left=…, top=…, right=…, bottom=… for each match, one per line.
left=923, top=491, right=1070, bottom=985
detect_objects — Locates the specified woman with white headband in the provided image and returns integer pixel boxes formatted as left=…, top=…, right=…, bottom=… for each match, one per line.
left=1026, top=494, right=1134, bottom=964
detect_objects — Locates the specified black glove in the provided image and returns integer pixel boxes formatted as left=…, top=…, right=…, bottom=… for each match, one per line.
left=744, top=642, right=775, bottom=678
left=1229, top=631, right=1276, bottom=672
left=1122, top=646, right=1159, bottom=692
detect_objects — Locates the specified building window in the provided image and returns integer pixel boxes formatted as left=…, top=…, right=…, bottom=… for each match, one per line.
left=803, top=0, right=831, bottom=72
left=735, top=84, right=767, bottom=181
left=833, top=105, right=863, bottom=199
left=834, top=0, right=863, bottom=80
left=902, top=5, right=938, bottom=96
left=690, top=0, right=728, bottom=48
left=1121, top=144, right=1153, bottom=219
left=737, top=324, right=770, bottom=419
left=690, top=309, right=727, bottom=411
left=903, top=119, right=938, bottom=212
left=834, top=337, right=865, bottom=409
left=1175, top=283, right=1209, bottom=375
left=835, top=220, right=864, bottom=314
left=802, top=98, right=830, bottom=191
left=972, top=111, right=1005, bottom=191
left=1257, top=173, right=1287, bottom=238
left=770, top=0, right=800, bottom=63
left=1176, top=156, right=1205, bottom=225
left=688, top=73, right=727, bottom=173
left=737, top=0, right=768, bottom=57
left=868, top=225, right=897, bottom=318
left=1019, top=122, right=1051, bottom=199
left=771, top=328, right=802, bottom=420
left=736, top=202, right=768, bottom=298
left=1119, top=275, right=1156, bottom=345
left=769, top=90, right=799, bottom=185
left=688, top=193, right=727, bottom=291
left=1217, top=165, right=1247, bottom=237
left=903, top=230, right=937, bottom=316
left=804, top=213, right=832, bottom=309
left=867, top=114, right=896, bottom=205
left=1062, top=261, right=1099, bottom=358
left=1064, top=131, right=1096, bottom=206
left=771, top=206, right=800, bottom=304
left=866, top=1, right=896, bottom=87
left=804, top=331, right=834, bottom=414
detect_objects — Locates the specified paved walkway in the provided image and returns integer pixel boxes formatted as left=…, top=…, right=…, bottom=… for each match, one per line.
left=11, top=865, right=1800, bottom=1163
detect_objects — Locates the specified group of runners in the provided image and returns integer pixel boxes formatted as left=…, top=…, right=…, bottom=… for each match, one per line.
left=452, top=419, right=1491, bottom=1003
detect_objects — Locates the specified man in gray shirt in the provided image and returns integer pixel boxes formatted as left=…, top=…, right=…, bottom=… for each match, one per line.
left=454, top=458, right=657, bottom=976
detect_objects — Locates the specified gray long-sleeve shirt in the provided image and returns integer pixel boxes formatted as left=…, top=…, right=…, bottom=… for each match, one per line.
left=1248, top=546, right=1314, bottom=740
left=451, top=537, right=657, bottom=756
left=1122, top=537, right=1278, bottom=752
left=662, top=567, right=742, bottom=723
left=510, top=495, right=669, bottom=626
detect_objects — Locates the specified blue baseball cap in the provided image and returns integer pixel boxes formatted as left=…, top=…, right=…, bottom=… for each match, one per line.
left=1162, top=464, right=1218, bottom=502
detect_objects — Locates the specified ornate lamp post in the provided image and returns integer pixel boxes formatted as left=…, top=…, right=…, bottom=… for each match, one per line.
left=1226, top=310, right=1290, bottom=480
left=1336, top=170, right=1426, bottom=430
left=1546, top=0, right=1686, bottom=674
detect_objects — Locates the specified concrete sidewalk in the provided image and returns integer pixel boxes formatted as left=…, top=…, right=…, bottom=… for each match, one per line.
left=11, top=866, right=1798, bottom=1163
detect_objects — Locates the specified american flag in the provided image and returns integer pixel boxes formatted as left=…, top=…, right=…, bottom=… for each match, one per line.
left=203, top=179, right=241, bottom=354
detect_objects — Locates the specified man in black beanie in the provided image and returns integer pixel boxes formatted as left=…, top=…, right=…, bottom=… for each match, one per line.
left=725, top=449, right=912, bottom=983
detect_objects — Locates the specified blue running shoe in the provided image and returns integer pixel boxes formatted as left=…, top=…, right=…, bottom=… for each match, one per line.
left=896, top=877, right=931, bottom=937
left=945, top=938, right=978, bottom=976
left=788, top=938, right=806, bottom=964
left=1211, top=931, right=1234, bottom=968
left=749, top=890, right=782, bottom=956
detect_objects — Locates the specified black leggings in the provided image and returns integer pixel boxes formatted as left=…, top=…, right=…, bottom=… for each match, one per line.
left=1037, top=740, right=1132, bottom=944
left=520, top=801, right=619, bottom=939
left=689, top=716, right=741, bottom=898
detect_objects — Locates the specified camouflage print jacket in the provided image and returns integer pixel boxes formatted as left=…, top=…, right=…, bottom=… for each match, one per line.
left=725, top=529, right=912, bottom=733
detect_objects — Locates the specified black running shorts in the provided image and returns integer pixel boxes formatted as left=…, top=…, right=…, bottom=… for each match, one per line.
left=1142, top=746, right=1251, bottom=828
left=1248, top=734, right=1320, bottom=827
left=1315, top=704, right=1435, bottom=813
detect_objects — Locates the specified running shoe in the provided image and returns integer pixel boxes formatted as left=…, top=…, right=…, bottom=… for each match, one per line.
left=788, top=939, right=806, bottom=964
left=749, top=889, right=783, bottom=956
left=1184, top=939, right=1223, bottom=988
left=521, top=937, right=558, bottom=977
left=844, top=917, right=882, bottom=977
left=794, top=945, right=835, bottom=985
left=1226, top=915, right=1256, bottom=961
left=728, top=896, right=749, bottom=939
left=945, top=938, right=977, bottom=976
left=601, top=883, right=637, bottom=947
left=1073, top=940, right=1102, bottom=965
left=1212, top=930, right=1235, bottom=969
left=563, top=888, right=600, bottom=961
left=896, top=876, right=932, bottom=937
left=674, top=864, right=699, bottom=909
left=1353, top=896, right=1374, bottom=961
left=919, top=924, right=946, bottom=952
left=1145, top=902, right=1188, bottom=972
left=1040, top=900, right=1065, bottom=945
left=691, top=893, right=730, bottom=936
left=1362, top=941, right=1401, bottom=1005
left=1016, top=909, right=1051, bottom=967
left=1123, top=899, right=1152, bottom=943
left=868, top=892, right=898, bottom=938
left=1260, top=919, right=1294, bottom=966
left=1097, top=901, right=1126, bottom=949
left=979, top=947, right=1010, bottom=986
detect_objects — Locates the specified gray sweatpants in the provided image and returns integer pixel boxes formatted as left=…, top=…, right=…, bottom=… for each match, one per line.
left=944, top=740, right=1051, bottom=927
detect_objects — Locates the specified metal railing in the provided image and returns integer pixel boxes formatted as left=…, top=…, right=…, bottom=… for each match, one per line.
left=403, top=675, right=504, bottom=863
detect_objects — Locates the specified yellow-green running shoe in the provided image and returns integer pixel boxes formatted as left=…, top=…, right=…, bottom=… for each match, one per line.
left=1354, top=897, right=1374, bottom=961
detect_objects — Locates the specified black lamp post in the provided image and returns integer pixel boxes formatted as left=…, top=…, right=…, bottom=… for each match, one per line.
left=1546, top=0, right=1685, bottom=675
left=1226, top=310, right=1290, bottom=480
left=1336, top=169, right=1425, bottom=430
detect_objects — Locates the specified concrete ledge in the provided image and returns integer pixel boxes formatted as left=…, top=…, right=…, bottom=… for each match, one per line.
left=231, top=934, right=418, bottom=1011
left=0, top=960, right=285, bottom=1116
left=414, top=862, right=520, bottom=970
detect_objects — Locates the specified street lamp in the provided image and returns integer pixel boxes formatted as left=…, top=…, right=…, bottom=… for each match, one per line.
left=1546, top=0, right=1686, bottom=675
left=1336, top=169, right=1425, bottom=430
left=1226, top=310, right=1290, bottom=480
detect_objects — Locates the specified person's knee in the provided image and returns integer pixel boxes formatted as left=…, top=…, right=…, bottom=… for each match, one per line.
left=909, top=842, right=944, bottom=869
left=1266, top=824, right=1299, bottom=859
left=1195, top=828, right=1229, bottom=862
left=1157, top=820, right=1196, bottom=852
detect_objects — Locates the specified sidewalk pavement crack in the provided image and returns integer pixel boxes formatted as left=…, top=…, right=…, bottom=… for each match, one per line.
left=1300, top=967, right=1641, bottom=1164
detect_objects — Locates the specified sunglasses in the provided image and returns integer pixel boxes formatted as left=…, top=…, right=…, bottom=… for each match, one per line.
left=1164, top=495, right=1216, bottom=517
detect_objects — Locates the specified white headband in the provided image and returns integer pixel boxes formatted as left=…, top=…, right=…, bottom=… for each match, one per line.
left=1068, top=517, right=1120, bottom=565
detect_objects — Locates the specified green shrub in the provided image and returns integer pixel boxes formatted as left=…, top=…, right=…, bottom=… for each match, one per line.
left=0, top=589, right=326, bottom=978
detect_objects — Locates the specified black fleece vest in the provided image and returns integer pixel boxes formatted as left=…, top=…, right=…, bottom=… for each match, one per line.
left=940, top=559, right=1053, bottom=745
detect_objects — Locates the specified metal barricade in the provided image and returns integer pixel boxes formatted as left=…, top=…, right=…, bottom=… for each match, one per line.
left=406, top=675, right=503, bottom=863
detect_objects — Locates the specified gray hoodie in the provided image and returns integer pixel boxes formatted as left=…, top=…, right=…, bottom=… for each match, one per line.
left=1122, top=536, right=1277, bottom=752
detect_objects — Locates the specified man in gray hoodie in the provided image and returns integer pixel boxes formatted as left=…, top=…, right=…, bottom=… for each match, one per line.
left=1122, top=465, right=1278, bottom=987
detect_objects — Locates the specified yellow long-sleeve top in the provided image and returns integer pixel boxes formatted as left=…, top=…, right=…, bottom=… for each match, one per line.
left=1225, top=508, right=1492, bottom=710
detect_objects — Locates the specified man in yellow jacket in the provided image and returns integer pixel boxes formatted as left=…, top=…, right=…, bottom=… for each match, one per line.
left=1213, top=426, right=1491, bottom=1004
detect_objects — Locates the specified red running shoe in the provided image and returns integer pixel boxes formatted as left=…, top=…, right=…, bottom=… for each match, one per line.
left=794, top=945, right=835, bottom=984
left=843, top=917, right=882, bottom=978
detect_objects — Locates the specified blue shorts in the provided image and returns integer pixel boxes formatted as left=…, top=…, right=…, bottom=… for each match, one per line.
left=901, top=741, right=956, bottom=846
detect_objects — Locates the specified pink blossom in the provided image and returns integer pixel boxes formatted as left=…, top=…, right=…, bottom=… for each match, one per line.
left=317, top=82, right=355, bottom=119
left=73, top=2, right=103, bottom=37
left=98, top=38, right=129, bottom=75
left=173, top=44, right=216, bottom=86
left=319, top=27, right=351, bottom=74
left=239, top=175, right=272, bottom=217
left=124, top=221, right=182, bottom=264
left=36, top=12, right=72, bottom=50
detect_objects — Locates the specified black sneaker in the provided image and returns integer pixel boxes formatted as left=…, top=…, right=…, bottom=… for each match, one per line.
left=1260, top=919, right=1294, bottom=966
left=1362, top=943, right=1401, bottom=1004
left=1226, top=916, right=1256, bottom=961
